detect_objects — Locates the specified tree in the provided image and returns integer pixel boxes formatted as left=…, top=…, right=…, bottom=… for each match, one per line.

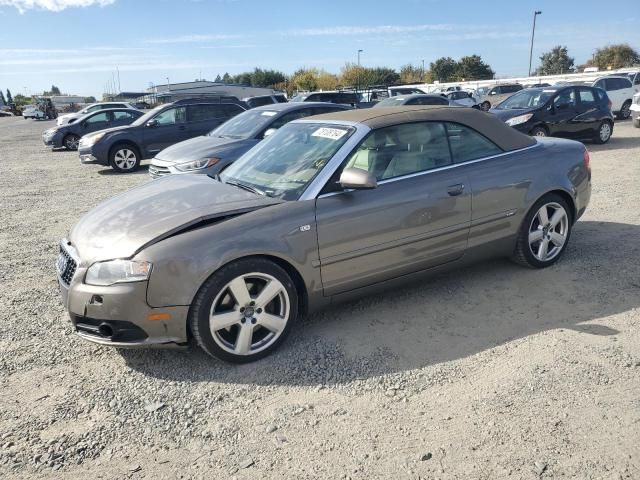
left=591, top=44, right=640, bottom=70
left=6, top=89, right=13, bottom=105
left=291, top=68, right=319, bottom=92
left=50, top=85, right=61, bottom=95
left=84, top=96, right=97, bottom=103
left=0, top=90, right=6, bottom=105
left=250, top=68, right=286, bottom=88
left=455, top=55, right=495, bottom=80
left=429, top=57, right=458, bottom=82
left=12, top=94, right=32, bottom=108
left=534, top=46, right=575, bottom=75
left=399, top=64, right=425, bottom=83
left=339, top=63, right=400, bottom=89
left=222, top=73, right=232, bottom=84
left=214, top=74, right=222, bottom=82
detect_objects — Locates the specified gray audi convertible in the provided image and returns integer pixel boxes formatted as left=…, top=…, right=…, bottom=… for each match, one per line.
left=57, top=107, right=591, bottom=362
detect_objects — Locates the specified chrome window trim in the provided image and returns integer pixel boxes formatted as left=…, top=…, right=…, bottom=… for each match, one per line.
left=315, top=141, right=542, bottom=199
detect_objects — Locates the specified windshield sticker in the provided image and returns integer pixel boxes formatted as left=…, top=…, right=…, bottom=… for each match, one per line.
left=261, top=111, right=277, bottom=116
left=312, top=127, right=347, bottom=140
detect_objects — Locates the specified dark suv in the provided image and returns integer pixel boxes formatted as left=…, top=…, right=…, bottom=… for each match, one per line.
left=77, top=98, right=246, bottom=172
left=490, top=85, right=614, bottom=144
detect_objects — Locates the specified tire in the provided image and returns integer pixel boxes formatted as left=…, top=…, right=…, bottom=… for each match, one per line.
left=530, top=126, right=548, bottom=138
left=512, top=194, right=573, bottom=269
left=63, top=134, right=80, bottom=151
left=481, top=101, right=491, bottom=111
left=592, top=120, right=612, bottom=144
left=109, top=144, right=141, bottom=172
left=189, top=258, right=299, bottom=363
left=617, top=100, right=631, bottom=120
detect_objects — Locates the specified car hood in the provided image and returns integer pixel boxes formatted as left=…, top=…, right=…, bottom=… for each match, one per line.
left=490, top=107, right=537, bottom=121
left=69, top=175, right=282, bottom=263
left=154, top=135, right=255, bottom=163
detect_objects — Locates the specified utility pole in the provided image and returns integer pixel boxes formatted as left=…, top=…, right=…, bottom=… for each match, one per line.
left=357, top=49, right=363, bottom=92
left=528, top=10, right=542, bottom=77
left=421, top=59, right=425, bottom=82
left=116, top=67, right=121, bottom=93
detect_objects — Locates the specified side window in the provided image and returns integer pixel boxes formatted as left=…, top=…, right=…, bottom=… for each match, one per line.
left=274, top=95, right=288, bottom=103
left=218, top=104, right=243, bottom=117
left=553, top=89, right=577, bottom=109
left=343, top=122, right=452, bottom=181
left=490, top=87, right=500, bottom=95
left=86, top=112, right=109, bottom=124
left=87, top=105, right=101, bottom=113
left=577, top=88, right=596, bottom=106
left=594, top=79, right=605, bottom=90
left=154, top=106, right=186, bottom=125
left=248, top=97, right=274, bottom=108
left=306, top=93, right=321, bottom=102
left=188, top=104, right=223, bottom=122
left=446, top=122, right=502, bottom=163
left=604, top=78, right=621, bottom=91
left=266, top=110, right=309, bottom=131
left=113, top=111, right=135, bottom=121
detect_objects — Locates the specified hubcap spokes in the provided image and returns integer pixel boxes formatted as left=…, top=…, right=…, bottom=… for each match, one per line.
left=528, top=202, right=568, bottom=262
left=115, top=149, right=136, bottom=169
left=209, top=273, right=289, bottom=355
left=600, top=123, right=611, bottom=141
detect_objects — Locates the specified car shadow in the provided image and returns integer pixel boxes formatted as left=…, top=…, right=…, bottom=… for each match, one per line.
left=121, top=220, right=640, bottom=385
left=587, top=135, right=639, bottom=153
left=96, top=164, right=149, bottom=176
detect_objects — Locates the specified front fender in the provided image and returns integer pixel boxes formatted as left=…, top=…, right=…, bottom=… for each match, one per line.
left=139, top=200, right=321, bottom=308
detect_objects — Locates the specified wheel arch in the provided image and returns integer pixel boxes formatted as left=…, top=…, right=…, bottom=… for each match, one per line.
left=108, top=140, right=141, bottom=161
left=530, top=188, right=577, bottom=225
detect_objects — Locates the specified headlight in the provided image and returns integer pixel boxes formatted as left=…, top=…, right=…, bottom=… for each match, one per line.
left=81, top=132, right=106, bottom=146
left=174, top=157, right=220, bottom=172
left=85, top=260, right=152, bottom=286
left=505, top=113, right=534, bottom=126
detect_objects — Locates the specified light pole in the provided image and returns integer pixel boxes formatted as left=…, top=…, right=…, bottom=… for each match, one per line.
left=357, top=49, right=363, bottom=92
left=528, top=10, right=542, bottom=77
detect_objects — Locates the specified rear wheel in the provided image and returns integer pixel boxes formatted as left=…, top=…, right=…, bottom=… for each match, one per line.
left=110, top=144, right=140, bottom=172
left=530, top=126, right=548, bottom=137
left=592, top=120, right=612, bottom=144
left=512, top=194, right=572, bottom=268
left=480, top=101, right=491, bottom=111
left=63, top=134, right=80, bottom=151
left=189, top=258, right=298, bottom=363
left=617, top=100, right=631, bottom=120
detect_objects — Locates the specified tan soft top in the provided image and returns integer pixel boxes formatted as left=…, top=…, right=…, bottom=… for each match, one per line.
left=308, top=106, right=536, bottom=152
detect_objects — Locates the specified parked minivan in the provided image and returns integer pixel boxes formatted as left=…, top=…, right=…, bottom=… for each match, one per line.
left=77, top=98, right=246, bottom=172
left=591, top=76, right=635, bottom=119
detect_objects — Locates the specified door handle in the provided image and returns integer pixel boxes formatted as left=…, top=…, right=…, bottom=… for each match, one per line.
left=447, top=184, right=465, bottom=196
left=178, top=125, right=186, bottom=131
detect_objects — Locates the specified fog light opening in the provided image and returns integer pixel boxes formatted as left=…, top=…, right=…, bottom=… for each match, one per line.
left=98, top=323, right=114, bottom=337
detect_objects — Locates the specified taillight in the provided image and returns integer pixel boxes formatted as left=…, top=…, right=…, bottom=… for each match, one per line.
left=583, top=149, right=591, bottom=171
left=607, top=99, right=612, bottom=111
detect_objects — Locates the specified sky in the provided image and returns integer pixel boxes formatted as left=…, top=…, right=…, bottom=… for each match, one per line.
left=0, top=0, right=638, bottom=98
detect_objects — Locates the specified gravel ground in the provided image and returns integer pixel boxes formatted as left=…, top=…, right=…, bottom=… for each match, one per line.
left=1, top=117, right=639, bottom=479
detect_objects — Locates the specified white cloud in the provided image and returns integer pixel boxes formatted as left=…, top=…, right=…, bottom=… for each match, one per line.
left=286, top=24, right=456, bottom=36
left=145, top=34, right=243, bottom=44
left=0, top=0, right=114, bottom=12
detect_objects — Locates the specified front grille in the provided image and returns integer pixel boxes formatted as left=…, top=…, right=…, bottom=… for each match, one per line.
left=57, top=245, right=77, bottom=286
left=149, top=164, right=170, bottom=178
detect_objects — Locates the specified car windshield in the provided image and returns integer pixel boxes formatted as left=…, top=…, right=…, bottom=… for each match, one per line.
left=130, top=105, right=165, bottom=127
left=496, top=88, right=554, bottom=109
left=219, top=122, right=355, bottom=201
left=208, top=109, right=278, bottom=139
left=376, top=97, right=409, bottom=106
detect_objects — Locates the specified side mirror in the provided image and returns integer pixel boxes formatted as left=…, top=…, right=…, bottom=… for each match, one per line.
left=262, top=128, right=277, bottom=138
left=489, top=91, right=497, bottom=95
left=339, top=167, right=377, bottom=190
left=146, top=119, right=158, bottom=128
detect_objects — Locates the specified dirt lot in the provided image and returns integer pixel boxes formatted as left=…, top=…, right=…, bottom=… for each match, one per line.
left=0, top=117, right=639, bottom=479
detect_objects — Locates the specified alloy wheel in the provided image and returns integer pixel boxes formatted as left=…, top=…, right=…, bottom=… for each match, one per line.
left=528, top=202, right=568, bottom=262
left=599, top=122, right=612, bottom=142
left=620, top=102, right=631, bottom=119
left=113, top=149, right=137, bottom=170
left=209, top=273, right=290, bottom=356
left=64, top=135, right=79, bottom=150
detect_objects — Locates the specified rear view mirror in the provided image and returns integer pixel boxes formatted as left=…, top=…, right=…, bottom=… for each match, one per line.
left=262, top=128, right=277, bottom=138
left=339, top=167, right=377, bottom=190
left=146, top=119, right=158, bottom=128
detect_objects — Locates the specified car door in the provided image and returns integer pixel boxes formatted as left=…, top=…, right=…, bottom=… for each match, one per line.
left=573, top=87, right=602, bottom=137
left=111, top=110, right=139, bottom=127
left=546, top=88, right=579, bottom=137
left=602, top=78, right=624, bottom=111
left=142, top=106, right=187, bottom=155
left=315, top=121, right=471, bottom=296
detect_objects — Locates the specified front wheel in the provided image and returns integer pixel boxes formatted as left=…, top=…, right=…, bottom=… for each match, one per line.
left=110, top=145, right=140, bottom=172
left=530, top=126, right=548, bottom=137
left=512, top=194, right=573, bottom=268
left=617, top=100, right=631, bottom=120
left=189, top=258, right=298, bottom=363
left=593, top=121, right=612, bottom=144
left=63, top=134, right=80, bottom=151
left=480, top=101, right=491, bottom=111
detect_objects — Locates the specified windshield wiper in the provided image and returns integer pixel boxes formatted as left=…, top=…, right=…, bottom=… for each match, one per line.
left=225, top=180, right=267, bottom=196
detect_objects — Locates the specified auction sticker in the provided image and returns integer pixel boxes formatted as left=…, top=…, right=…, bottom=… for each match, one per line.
left=312, top=127, right=347, bottom=140
left=261, top=111, right=277, bottom=116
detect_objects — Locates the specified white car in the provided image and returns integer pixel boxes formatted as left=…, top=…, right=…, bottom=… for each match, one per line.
left=631, top=92, right=640, bottom=128
left=591, top=76, right=635, bottom=120
left=443, top=90, right=478, bottom=107
left=22, top=106, right=46, bottom=120
left=56, top=101, right=136, bottom=126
